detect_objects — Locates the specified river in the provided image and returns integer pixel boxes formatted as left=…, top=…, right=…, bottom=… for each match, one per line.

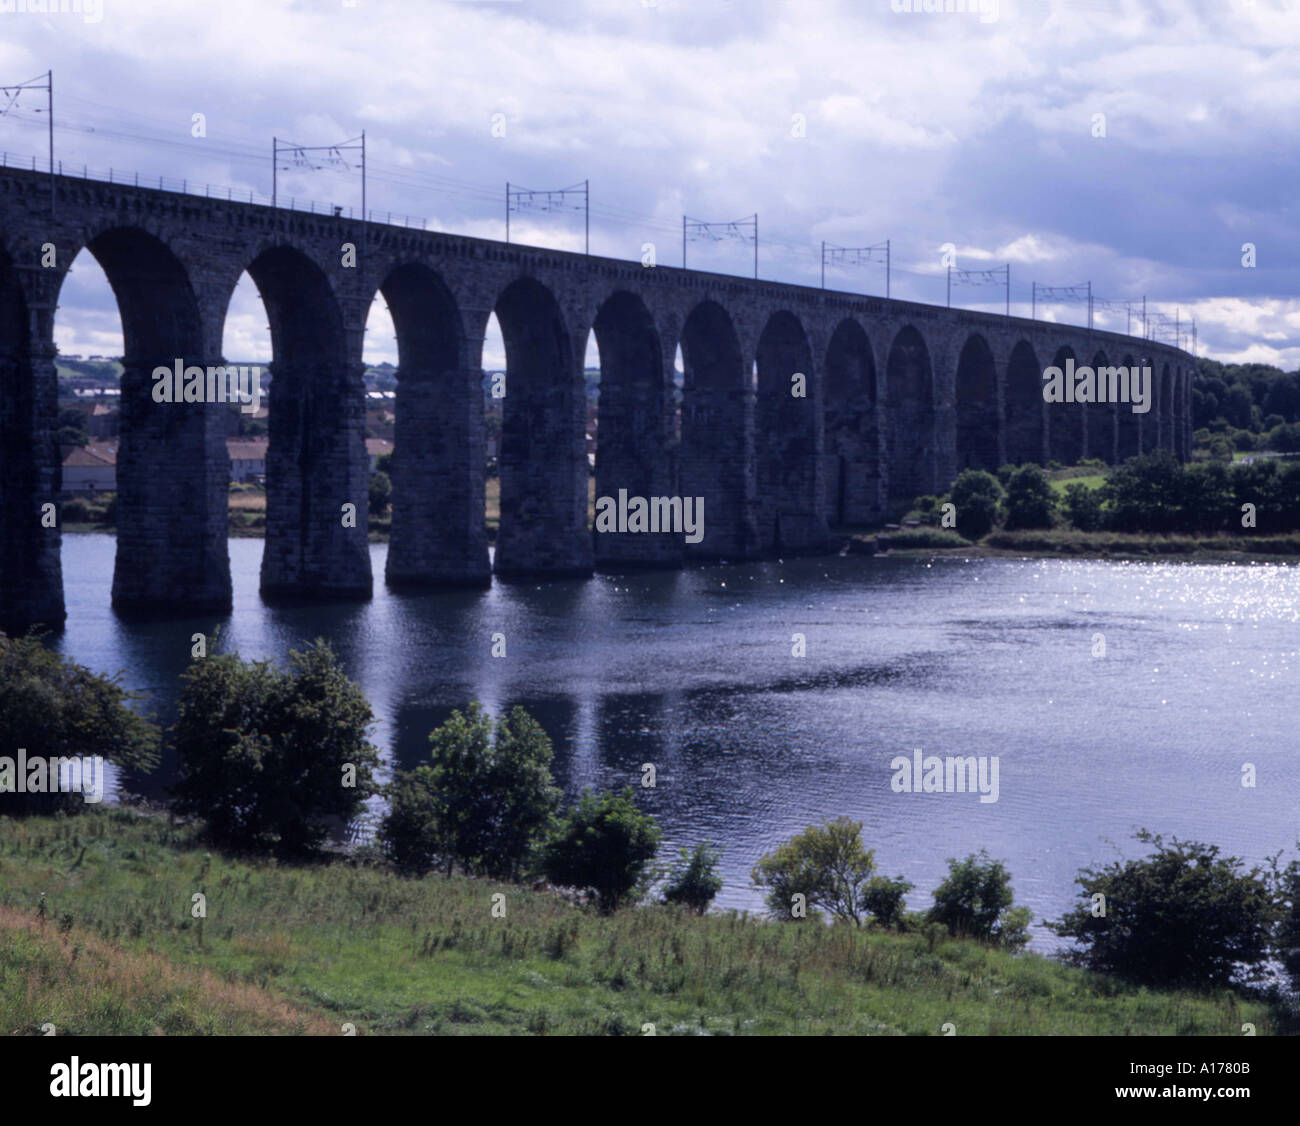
left=51, top=534, right=1300, bottom=951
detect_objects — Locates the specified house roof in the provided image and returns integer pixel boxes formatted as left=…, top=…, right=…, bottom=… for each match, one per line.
left=62, top=444, right=116, bottom=467
left=226, top=439, right=269, bottom=460
left=366, top=439, right=393, bottom=456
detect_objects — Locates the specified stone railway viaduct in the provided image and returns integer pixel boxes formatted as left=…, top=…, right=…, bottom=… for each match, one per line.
left=0, top=166, right=1194, bottom=629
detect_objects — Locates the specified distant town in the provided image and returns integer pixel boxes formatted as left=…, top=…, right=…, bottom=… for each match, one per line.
left=56, top=358, right=603, bottom=497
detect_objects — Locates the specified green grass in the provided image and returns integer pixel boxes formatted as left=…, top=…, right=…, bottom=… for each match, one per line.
left=0, top=809, right=1281, bottom=1036
left=1049, top=474, right=1106, bottom=497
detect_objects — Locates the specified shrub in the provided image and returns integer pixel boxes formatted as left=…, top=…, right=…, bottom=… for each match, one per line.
left=369, top=471, right=392, bottom=518
left=1002, top=464, right=1055, bottom=530
left=1208, top=436, right=1233, bottom=462
left=928, top=851, right=1029, bottom=949
left=751, top=816, right=875, bottom=924
left=1062, top=482, right=1104, bottom=532
left=663, top=840, right=724, bottom=914
left=0, top=634, right=159, bottom=816
left=171, top=640, right=380, bottom=856
left=861, top=874, right=914, bottom=930
left=542, top=787, right=661, bottom=914
left=1048, top=830, right=1276, bottom=988
left=59, top=497, right=96, bottom=524
left=380, top=703, right=561, bottom=879
left=948, top=469, right=1003, bottom=540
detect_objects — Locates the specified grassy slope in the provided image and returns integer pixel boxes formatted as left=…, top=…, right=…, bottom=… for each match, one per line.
left=0, top=810, right=1276, bottom=1036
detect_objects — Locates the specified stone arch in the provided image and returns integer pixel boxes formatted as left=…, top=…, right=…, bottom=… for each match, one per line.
left=823, top=317, right=881, bottom=526
left=954, top=332, right=998, bottom=473
left=0, top=242, right=63, bottom=629
left=756, top=310, right=824, bottom=552
left=1087, top=350, right=1117, bottom=463
left=72, top=226, right=231, bottom=616
left=885, top=324, right=935, bottom=514
left=1159, top=362, right=1173, bottom=451
left=589, top=290, right=677, bottom=568
left=1004, top=340, right=1043, bottom=465
left=379, top=261, right=489, bottom=587
left=1048, top=345, right=1084, bottom=466
left=679, top=298, right=754, bottom=558
left=492, top=275, right=590, bottom=577
left=240, top=242, right=371, bottom=599
left=1116, top=352, right=1140, bottom=460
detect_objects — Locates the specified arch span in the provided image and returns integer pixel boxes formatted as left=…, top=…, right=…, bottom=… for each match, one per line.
left=493, top=276, right=591, bottom=577
left=380, top=262, right=489, bottom=587
left=243, top=243, right=371, bottom=599
left=679, top=299, right=756, bottom=558
left=75, top=226, right=232, bottom=615
left=590, top=290, right=677, bottom=568
left=1004, top=340, right=1043, bottom=466
left=757, top=310, right=825, bottom=552
left=823, top=317, right=881, bottom=526
left=885, top=324, right=935, bottom=514
left=955, top=333, right=999, bottom=473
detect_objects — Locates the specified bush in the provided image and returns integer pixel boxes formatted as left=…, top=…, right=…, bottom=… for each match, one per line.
left=369, top=471, right=392, bottom=518
left=662, top=840, right=724, bottom=914
left=59, top=497, right=96, bottom=524
left=928, top=851, right=1029, bottom=949
left=1047, top=830, right=1276, bottom=988
left=1268, top=422, right=1300, bottom=454
left=0, top=634, right=159, bottom=815
left=948, top=469, right=1003, bottom=540
left=1208, top=436, right=1233, bottom=462
left=1002, top=464, right=1055, bottom=530
left=171, top=640, right=380, bottom=856
left=1062, top=482, right=1104, bottom=532
left=751, top=816, right=875, bottom=924
left=861, top=874, right=914, bottom=930
left=542, top=787, right=661, bottom=913
left=379, top=703, right=561, bottom=879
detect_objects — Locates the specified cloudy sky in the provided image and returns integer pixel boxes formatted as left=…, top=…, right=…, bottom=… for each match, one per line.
left=1, top=0, right=1296, bottom=369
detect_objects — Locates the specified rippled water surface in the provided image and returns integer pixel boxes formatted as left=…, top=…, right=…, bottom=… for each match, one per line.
left=55, top=535, right=1300, bottom=949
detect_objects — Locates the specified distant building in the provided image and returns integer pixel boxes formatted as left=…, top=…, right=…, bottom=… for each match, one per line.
left=61, top=443, right=117, bottom=493
left=88, top=402, right=119, bottom=438
left=226, top=439, right=268, bottom=483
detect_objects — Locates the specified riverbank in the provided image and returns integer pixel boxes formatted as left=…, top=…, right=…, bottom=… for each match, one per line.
left=0, top=808, right=1283, bottom=1035
left=871, top=528, right=1300, bottom=563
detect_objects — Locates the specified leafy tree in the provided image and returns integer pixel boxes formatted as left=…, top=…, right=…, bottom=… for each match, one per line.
left=542, top=787, right=661, bottom=913
left=171, top=640, right=380, bottom=856
left=56, top=407, right=89, bottom=448
left=861, top=873, right=914, bottom=930
left=1102, top=450, right=1185, bottom=532
left=1269, top=422, right=1300, bottom=454
left=380, top=703, right=561, bottom=879
left=1273, top=850, right=1300, bottom=992
left=369, top=470, right=392, bottom=518
left=929, top=850, right=1029, bottom=949
left=949, top=469, right=1003, bottom=540
left=1047, top=830, right=1276, bottom=988
left=662, top=840, right=724, bottom=914
left=1062, top=482, right=1104, bottom=532
left=0, top=634, right=159, bottom=815
left=751, top=816, right=875, bottom=924
left=1002, top=464, right=1055, bottom=530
